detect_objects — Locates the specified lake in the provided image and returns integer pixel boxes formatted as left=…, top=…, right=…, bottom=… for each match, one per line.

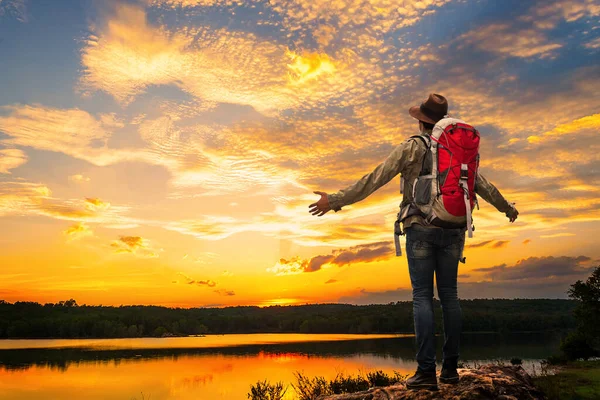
left=0, top=332, right=562, bottom=399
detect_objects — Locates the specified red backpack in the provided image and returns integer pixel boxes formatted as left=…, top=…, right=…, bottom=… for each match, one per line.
left=410, top=117, right=480, bottom=237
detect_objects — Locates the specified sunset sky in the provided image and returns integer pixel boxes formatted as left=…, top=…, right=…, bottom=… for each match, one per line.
left=0, top=0, right=599, bottom=307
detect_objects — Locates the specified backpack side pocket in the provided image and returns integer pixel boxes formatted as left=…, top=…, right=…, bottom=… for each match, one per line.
left=413, top=176, right=433, bottom=206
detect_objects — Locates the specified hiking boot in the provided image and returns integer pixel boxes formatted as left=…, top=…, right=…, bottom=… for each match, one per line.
left=440, top=358, right=459, bottom=384
left=406, top=367, right=438, bottom=390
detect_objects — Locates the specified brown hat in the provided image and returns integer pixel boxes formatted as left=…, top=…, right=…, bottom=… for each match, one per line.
left=409, top=93, right=448, bottom=125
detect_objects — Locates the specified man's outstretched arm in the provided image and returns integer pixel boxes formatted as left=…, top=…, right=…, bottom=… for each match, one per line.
left=309, top=138, right=425, bottom=216
left=475, top=173, right=519, bottom=222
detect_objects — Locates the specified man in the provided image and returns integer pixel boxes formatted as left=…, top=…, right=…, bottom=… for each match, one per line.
left=309, top=93, right=518, bottom=390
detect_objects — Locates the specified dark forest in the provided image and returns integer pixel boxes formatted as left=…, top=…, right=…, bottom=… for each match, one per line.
left=0, top=299, right=576, bottom=338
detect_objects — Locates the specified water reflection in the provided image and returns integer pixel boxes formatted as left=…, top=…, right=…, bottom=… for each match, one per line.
left=0, top=333, right=562, bottom=400
left=0, top=334, right=403, bottom=351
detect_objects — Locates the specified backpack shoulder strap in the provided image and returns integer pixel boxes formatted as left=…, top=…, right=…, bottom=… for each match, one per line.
left=399, top=135, right=430, bottom=197
left=409, top=134, right=431, bottom=149
left=409, top=135, right=432, bottom=176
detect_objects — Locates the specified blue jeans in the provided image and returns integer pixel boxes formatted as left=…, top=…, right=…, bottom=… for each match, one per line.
left=405, top=223, right=465, bottom=372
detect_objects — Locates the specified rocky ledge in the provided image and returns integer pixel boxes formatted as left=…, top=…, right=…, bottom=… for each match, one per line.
left=317, top=365, right=546, bottom=400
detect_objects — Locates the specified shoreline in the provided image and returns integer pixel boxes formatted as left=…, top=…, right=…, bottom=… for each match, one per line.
left=0, top=329, right=568, bottom=341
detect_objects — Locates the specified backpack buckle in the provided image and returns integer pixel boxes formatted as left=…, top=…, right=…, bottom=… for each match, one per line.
left=394, top=219, right=403, bottom=257
left=460, top=163, right=469, bottom=180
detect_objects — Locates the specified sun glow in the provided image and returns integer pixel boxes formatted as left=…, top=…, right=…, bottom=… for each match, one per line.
left=285, top=50, right=336, bottom=84
left=258, top=298, right=302, bottom=307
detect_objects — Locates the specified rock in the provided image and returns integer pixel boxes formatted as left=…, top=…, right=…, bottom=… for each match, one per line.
left=316, top=365, right=546, bottom=400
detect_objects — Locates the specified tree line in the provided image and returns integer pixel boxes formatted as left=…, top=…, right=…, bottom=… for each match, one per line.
left=0, top=298, right=576, bottom=339
left=558, top=266, right=600, bottom=360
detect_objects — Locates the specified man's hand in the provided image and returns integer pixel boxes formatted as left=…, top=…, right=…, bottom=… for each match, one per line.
left=309, top=191, right=331, bottom=217
left=506, top=203, right=519, bottom=223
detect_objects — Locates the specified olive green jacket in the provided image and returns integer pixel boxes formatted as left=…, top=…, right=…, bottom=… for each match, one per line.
left=327, top=131, right=513, bottom=228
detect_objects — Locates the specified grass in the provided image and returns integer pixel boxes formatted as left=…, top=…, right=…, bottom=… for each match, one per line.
left=247, top=359, right=600, bottom=400
left=248, top=370, right=409, bottom=400
left=532, top=360, right=600, bottom=400
left=247, top=380, right=288, bottom=400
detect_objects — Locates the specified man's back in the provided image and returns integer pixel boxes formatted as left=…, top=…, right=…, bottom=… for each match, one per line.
left=309, top=93, right=519, bottom=390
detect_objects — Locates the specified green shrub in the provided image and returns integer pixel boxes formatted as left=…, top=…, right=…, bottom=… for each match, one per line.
left=560, top=331, right=599, bottom=361
left=252, top=370, right=409, bottom=400
left=329, top=373, right=369, bottom=394
left=366, top=370, right=406, bottom=387
left=562, top=266, right=600, bottom=360
left=247, top=380, right=287, bottom=400
left=292, top=372, right=332, bottom=400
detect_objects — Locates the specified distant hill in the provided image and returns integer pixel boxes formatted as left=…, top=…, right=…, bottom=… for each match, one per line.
left=0, top=298, right=576, bottom=338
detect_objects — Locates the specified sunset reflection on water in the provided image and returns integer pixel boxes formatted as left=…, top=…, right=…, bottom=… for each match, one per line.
left=0, top=333, right=403, bottom=350
left=0, top=333, right=561, bottom=399
left=0, top=344, right=413, bottom=400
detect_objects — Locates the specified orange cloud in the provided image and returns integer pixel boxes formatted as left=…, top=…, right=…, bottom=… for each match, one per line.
left=267, top=241, right=394, bottom=275
left=268, top=0, right=451, bottom=37
left=459, top=24, right=562, bottom=59
left=84, top=197, right=111, bottom=212
left=0, top=148, right=27, bottom=174
left=267, top=257, right=310, bottom=276
left=540, top=232, right=576, bottom=239
left=80, top=3, right=395, bottom=118
left=63, top=222, right=93, bottom=242
left=0, top=103, right=308, bottom=198
left=0, top=105, right=119, bottom=152
left=584, top=37, right=600, bottom=49
left=214, top=289, right=235, bottom=296
left=472, top=255, right=592, bottom=281
left=153, top=0, right=452, bottom=37
left=466, top=240, right=510, bottom=249
left=434, top=68, right=600, bottom=136
left=80, top=4, right=190, bottom=105
left=177, top=272, right=217, bottom=287
left=110, top=235, right=158, bottom=258
left=151, top=0, right=237, bottom=7
left=527, top=113, right=600, bottom=143
left=313, top=25, right=337, bottom=47
left=0, top=181, right=50, bottom=216
left=0, top=179, right=138, bottom=233
left=80, top=3, right=290, bottom=114
left=0, top=105, right=147, bottom=169
left=68, top=174, right=91, bottom=183
left=522, top=0, right=600, bottom=30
